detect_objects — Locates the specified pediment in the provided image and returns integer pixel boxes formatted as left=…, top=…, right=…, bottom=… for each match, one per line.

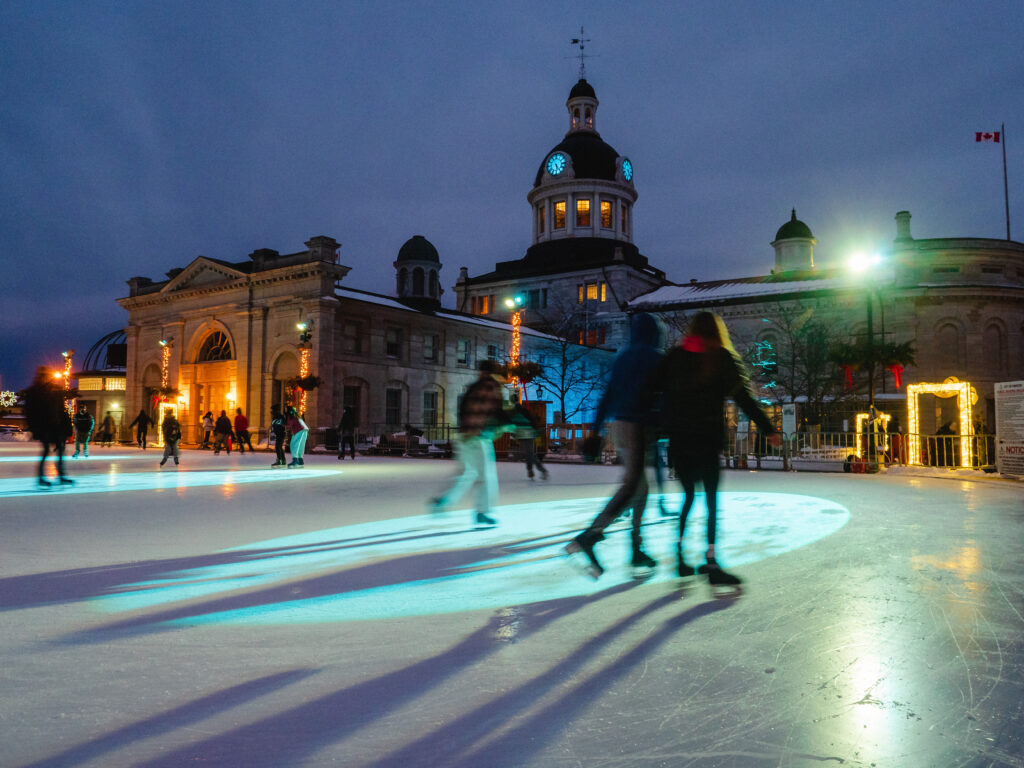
left=162, top=258, right=246, bottom=293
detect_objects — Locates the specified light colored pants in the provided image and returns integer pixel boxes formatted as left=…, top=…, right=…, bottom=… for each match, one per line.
left=162, top=440, right=180, bottom=461
left=437, top=435, right=497, bottom=514
left=289, top=429, right=308, bottom=462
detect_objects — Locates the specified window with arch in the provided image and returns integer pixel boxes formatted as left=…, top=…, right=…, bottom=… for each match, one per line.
left=553, top=201, right=566, bottom=229
left=197, top=331, right=233, bottom=362
left=397, top=268, right=408, bottom=295
left=412, top=267, right=425, bottom=295
left=429, top=270, right=439, bottom=298
left=584, top=107, right=593, bottom=128
left=572, top=108, right=580, bottom=129
left=935, top=323, right=962, bottom=370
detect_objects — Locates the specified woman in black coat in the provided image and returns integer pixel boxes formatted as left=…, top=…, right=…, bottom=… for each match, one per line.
left=649, top=312, right=780, bottom=585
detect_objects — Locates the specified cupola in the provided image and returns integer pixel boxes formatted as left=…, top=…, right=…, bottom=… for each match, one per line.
left=394, top=235, right=442, bottom=311
left=771, top=209, right=816, bottom=272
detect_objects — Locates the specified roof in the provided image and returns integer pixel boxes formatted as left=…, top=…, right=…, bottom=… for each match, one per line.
left=774, top=209, right=814, bottom=241
left=462, top=238, right=664, bottom=284
left=629, top=271, right=852, bottom=310
left=396, top=235, right=439, bottom=263
left=534, top=131, right=621, bottom=187
left=569, top=78, right=596, bottom=99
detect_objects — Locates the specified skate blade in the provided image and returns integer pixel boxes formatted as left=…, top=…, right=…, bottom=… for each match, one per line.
left=564, top=548, right=602, bottom=580
left=710, top=584, right=743, bottom=600
left=631, top=566, right=656, bottom=582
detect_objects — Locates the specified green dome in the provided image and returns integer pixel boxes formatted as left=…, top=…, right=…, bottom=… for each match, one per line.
left=774, top=209, right=814, bottom=241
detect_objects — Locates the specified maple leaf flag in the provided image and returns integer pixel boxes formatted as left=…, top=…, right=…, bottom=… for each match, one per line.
left=976, top=131, right=1001, bottom=143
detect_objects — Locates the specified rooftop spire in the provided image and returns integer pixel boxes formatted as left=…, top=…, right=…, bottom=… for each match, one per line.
left=570, top=26, right=590, bottom=78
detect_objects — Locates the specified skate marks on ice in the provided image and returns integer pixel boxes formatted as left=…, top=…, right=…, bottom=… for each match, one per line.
left=0, top=468, right=340, bottom=498
left=86, top=492, right=849, bottom=628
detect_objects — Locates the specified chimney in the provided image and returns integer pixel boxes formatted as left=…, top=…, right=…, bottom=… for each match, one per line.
left=895, top=211, right=912, bottom=241
left=305, top=236, right=340, bottom=262
left=457, top=266, right=468, bottom=284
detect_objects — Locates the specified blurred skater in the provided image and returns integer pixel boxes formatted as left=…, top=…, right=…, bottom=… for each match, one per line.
left=511, top=393, right=547, bottom=480
left=286, top=406, right=309, bottom=467
left=159, top=408, right=181, bottom=467
left=212, top=410, right=233, bottom=454
left=431, top=360, right=512, bottom=527
left=129, top=408, right=153, bottom=449
left=200, top=411, right=214, bottom=449
left=336, top=406, right=356, bottom=460
left=100, top=412, right=116, bottom=446
left=651, top=311, right=780, bottom=586
left=72, top=404, right=94, bottom=458
left=269, top=404, right=287, bottom=467
left=234, top=408, right=254, bottom=453
left=566, top=313, right=664, bottom=578
left=22, top=367, right=73, bottom=487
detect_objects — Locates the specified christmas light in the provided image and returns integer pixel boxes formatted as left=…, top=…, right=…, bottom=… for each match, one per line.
left=62, top=350, right=74, bottom=414
left=906, top=381, right=973, bottom=467
left=854, top=411, right=891, bottom=459
left=0, top=391, right=17, bottom=408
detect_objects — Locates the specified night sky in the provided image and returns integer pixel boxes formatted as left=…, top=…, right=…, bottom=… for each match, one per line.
left=2, top=1, right=1022, bottom=389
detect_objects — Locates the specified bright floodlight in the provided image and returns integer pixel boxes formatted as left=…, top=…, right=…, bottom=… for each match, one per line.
left=296, top=322, right=308, bottom=331
left=158, top=339, right=168, bottom=347
left=848, top=252, right=882, bottom=273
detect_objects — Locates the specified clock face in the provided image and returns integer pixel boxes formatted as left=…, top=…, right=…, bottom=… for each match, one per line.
left=546, top=152, right=567, bottom=176
left=622, top=158, right=633, bottom=182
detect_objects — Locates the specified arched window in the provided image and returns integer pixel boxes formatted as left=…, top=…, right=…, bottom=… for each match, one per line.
left=412, top=267, right=425, bottom=296
left=584, top=107, right=593, bottom=128
left=397, top=267, right=408, bottom=295
left=197, top=331, right=233, bottom=362
left=935, top=323, right=961, bottom=371
left=429, top=270, right=439, bottom=298
left=572, top=108, right=580, bottom=129
left=982, top=323, right=1006, bottom=374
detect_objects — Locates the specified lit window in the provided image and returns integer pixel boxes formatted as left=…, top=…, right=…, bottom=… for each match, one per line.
left=576, top=199, right=590, bottom=227
left=572, top=108, right=580, bottom=129
left=600, top=282, right=606, bottom=302
left=600, top=200, right=612, bottom=228
left=554, top=201, right=566, bottom=229
left=197, top=331, right=233, bottom=362
left=77, top=377, right=103, bottom=390
left=585, top=108, right=592, bottom=128
left=577, top=284, right=583, bottom=304
left=538, top=206, right=545, bottom=234
left=586, top=283, right=598, bottom=300
left=480, top=295, right=491, bottom=314
left=105, top=378, right=125, bottom=391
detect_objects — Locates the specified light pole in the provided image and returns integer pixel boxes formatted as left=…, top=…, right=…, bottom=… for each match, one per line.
left=296, top=320, right=313, bottom=415
left=505, top=295, right=524, bottom=396
left=849, top=252, right=885, bottom=466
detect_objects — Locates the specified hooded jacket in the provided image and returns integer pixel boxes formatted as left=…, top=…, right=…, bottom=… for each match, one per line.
left=594, top=313, right=663, bottom=426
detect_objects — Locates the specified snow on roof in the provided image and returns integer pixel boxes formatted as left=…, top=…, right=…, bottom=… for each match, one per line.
left=630, top=274, right=853, bottom=308
left=334, top=286, right=559, bottom=340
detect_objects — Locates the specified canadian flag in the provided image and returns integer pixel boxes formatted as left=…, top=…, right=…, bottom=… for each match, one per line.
left=976, top=132, right=1001, bottom=143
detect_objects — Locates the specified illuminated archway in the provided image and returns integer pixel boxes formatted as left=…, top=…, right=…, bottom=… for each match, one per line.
left=906, top=381, right=973, bottom=467
left=853, top=411, right=891, bottom=459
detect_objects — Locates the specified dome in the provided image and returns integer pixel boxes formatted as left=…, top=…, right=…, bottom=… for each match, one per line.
left=534, top=132, right=622, bottom=187
left=774, top=209, right=814, bottom=241
left=396, top=235, right=439, bottom=263
left=569, top=78, right=596, bottom=100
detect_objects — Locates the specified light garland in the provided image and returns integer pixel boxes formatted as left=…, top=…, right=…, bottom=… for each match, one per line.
left=0, top=390, right=17, bottom=408
left=160, top=343, right=171, bottom=389
left=854, top=411, right=891, bottom=458
left=508, top=310, right=522, bottom=392
left=906, top=381, right=973, bottom=468
left=61, top=350, right=74, bottom=414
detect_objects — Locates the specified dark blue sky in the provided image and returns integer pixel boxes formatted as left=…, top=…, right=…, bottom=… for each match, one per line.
left=2, top=1, right=1022, bottom=389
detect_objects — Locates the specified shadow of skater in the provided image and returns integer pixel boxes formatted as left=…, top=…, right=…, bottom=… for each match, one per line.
left=372, top=597, right=735, bottom=768
left=130, top=583, right=638, bottom=768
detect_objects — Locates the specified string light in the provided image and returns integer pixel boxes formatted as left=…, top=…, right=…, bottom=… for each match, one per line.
left=854, top=411, right=891, bottom=459
left=906, top=381, right=973, bottom=467
left=0, top=391, right=17, bottom=408
left=297, top=321, right=312, bottom=414
left=62, top=350, right=74, bottom=414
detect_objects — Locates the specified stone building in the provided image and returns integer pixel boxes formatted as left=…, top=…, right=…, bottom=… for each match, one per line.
left=629, top=210, right=1024, bottom=434
left=118, top=236, right=606, bottom=444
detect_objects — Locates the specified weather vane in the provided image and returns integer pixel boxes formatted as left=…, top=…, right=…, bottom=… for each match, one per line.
left=570, top=26, right=591, bottom=79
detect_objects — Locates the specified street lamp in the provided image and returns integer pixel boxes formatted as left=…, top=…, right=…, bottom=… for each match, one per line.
left=848, top=252, right=888, bottom=465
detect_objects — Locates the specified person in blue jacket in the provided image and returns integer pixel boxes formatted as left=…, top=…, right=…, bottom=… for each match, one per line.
left=566, top=312, right=663, bottom=578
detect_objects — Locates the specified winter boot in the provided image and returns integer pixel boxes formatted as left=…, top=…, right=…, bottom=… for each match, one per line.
left=474, top=511, right=497, bottom=527
left=675, top=541, right=695, bottom=578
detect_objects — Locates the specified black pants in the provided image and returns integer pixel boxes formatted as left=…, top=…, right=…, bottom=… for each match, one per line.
left=39, top=439, right=66, bottom=479
left=201, top=429, right=212, bottom=448
left=338, top=433, right=355, bottom=459
left=520, top=438, right=545, bottom=476
left=670, top=444, right=721, bottom=547
left=136, top=428, right=148, bottom=449
left=274, top=434, right=286, bottom=464
left=236, top=430, right=254, bottom=453
left=581, top=421, right=648, bottom=553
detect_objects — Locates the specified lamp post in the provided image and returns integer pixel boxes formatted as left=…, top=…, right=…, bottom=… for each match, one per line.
left=296, top=320, right=313, bottom=414
left=61, top=350, right=74, bottom=415
left=849, top=252, right=886, bottom=467
left=505, top=295, right=524, bottom=396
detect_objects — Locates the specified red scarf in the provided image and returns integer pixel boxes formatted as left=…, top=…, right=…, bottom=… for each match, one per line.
left=681, top=336, right=706, bottom=352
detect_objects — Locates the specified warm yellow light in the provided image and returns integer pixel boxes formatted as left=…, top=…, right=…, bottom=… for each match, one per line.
left=227, top=391, right=236, bottom=402
left=296, top=322, right=308, bottom=332
left=53, top=372, right=63, bottom=379
left=854, top=411, right=891, bottom=458
left=906, top=381, right=973, bottom=467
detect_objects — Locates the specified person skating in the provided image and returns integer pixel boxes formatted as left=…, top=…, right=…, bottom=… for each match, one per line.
left=648, top=311, right=780, bottom=587
left=72, top=404, right=94, bottom=458
left=200, top=411, right=214, bottom=449
left=286, top=406, right=309, bottom=467
left=431, top=359, right=513, bottom=527
left=159, top=408, right=182, bottom=467
left=565, top=313, right=664, bottom=578
left=22, top=367, right=74, bottom=487
left=336, top=406, right=356, bottom=460
left=510, top=393, right=547, bottom=480
left=269, top=404, right=287, bottom=467
left=101, top=412, right=116, bottom=446
left=212, top=410, right=233, bottom=454
left=234, top=408, right=254, bottom=453
left=129, top=408, right=153, bottom=449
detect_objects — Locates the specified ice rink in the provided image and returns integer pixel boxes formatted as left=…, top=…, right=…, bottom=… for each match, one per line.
left=1, top=442, right=1021, bottom=767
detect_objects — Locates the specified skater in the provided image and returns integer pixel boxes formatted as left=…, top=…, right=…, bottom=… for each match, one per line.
left=269, top=404, right=287, bottom=467
left=565, top=313, right=664, bottom=578
left=511, top=393, right=547, bottom=480
left=22, top=367, right=73, bottom=487
left=129, top=408, right=153, bottom=449
left=159, top=408, right=181, bottom=467
left=336, top=406, right=356, bottom=460
left=101, top=412, right=116, bottom=446
left=286, top=406, right=309, bottom=467
left=200, top=411, right=214, bottom=449
left=72, top=404, right=94, bottom=458
left=234, top=408, right=254, bottom=453
left=212, top=410, right=233, bottom=454
left=431, top=359, right=512, bottom=527
left=649, top=311, right=780, bottom=587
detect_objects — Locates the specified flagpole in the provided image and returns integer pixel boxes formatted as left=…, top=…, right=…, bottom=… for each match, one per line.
left=1002, top=122, right=1011, bottom=240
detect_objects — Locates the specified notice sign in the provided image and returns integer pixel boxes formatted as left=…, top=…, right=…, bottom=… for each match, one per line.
left=995, top=380, right=1024, bottom=479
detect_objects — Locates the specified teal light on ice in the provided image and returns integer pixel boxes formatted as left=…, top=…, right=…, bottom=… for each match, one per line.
left=91, top=492, right=850, bottom=626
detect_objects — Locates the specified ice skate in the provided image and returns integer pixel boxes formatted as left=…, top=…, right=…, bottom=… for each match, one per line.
left=699, top=557, right=743, bottom=597
left=271, top=461, right=285, bottom=468
left=631, top=549, right=657, bottom=580
left=474, top=511, right=497, bottom=528
left=675, top=542, right=696, bottom=579
left=37, top=478, right=52, bottom=489
left=429, top=497, right=445, bottom=514
left=565, top=533, right=604, bottom=580
left=58, top=477, right=74, bottom=486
